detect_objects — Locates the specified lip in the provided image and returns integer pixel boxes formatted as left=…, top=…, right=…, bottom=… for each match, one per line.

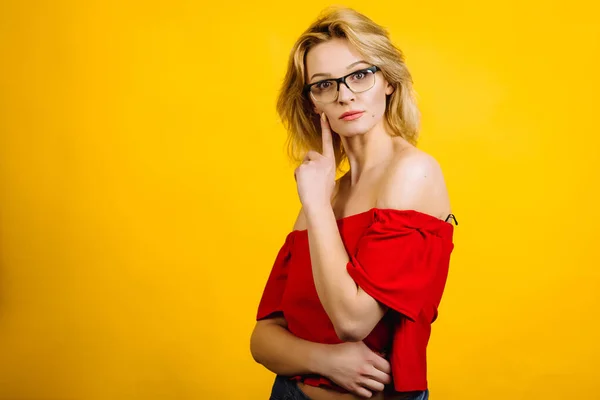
left=339, top=110, right=365, bottom=121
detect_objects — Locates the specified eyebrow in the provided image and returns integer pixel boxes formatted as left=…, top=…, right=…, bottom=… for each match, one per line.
left=309, top=60, right=370, bottom=82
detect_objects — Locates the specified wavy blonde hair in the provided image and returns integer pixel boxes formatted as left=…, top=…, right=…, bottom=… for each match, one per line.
left=276, top=6, right=421, bottom=171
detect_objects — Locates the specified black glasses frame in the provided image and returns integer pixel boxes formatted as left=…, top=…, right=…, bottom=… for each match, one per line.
left=303, top=66, right=380, bottom=102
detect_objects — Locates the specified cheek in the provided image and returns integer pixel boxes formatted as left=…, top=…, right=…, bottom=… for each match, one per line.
left=366, top=91, right=388, bottom=118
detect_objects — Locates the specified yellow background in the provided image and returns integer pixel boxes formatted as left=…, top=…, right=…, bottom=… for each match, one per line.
left=1, top=0, right=598, bottom=399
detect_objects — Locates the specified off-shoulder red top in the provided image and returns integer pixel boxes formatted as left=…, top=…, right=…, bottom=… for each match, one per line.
left=256, top=208, right=455, bottom=393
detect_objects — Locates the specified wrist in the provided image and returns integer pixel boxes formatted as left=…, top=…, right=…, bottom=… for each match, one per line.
left=304, top=203, right=334, bottom=225
left=308, top=343, right=332, bottom=376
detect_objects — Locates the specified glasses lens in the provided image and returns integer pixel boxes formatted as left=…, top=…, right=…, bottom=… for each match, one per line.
left=347, top=69, right=376, bottom=93
left=310, top=80, right=337, bottom=103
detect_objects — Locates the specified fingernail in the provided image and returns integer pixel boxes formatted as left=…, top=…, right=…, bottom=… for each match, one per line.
left=321, top=112, right=326, bottom=121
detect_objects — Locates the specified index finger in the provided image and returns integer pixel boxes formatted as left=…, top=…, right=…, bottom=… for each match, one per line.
left=320, top=112, right=334, bottom=159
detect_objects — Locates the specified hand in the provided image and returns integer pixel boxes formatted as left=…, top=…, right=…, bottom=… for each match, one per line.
left=294, top=112, right=336, bottom=212
left=319, top=341, right=392, bottom=398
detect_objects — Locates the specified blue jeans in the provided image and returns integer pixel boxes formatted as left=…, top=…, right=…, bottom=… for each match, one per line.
left=269, top=375, right=430, bottom=400
left=269, top=376, right=311, bottom=400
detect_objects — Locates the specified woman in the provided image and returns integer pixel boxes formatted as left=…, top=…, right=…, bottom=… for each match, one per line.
left=250, top=7, right=457, bottom=400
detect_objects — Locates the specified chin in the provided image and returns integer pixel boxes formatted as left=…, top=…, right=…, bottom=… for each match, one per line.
left=335, top=121, right=373, bottom=137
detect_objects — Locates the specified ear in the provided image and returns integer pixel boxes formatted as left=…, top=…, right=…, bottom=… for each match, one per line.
left=309, top=96, right=320, bottom=114
left=385, top=82, right=395, bottom=96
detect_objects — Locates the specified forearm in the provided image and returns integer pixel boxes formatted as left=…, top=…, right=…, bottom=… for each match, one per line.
left=304, top=206, right=387, bottom=341
left=305, top=206, right=361, bottom=328
left=250, top=319, right=329, bottom=376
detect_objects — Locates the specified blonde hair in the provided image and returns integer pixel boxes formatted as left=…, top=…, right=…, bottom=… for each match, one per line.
left=276, top=6, right=421, bottom=171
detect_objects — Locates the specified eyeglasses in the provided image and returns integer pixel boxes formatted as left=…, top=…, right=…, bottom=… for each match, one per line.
left=304, top=66, right=380, bottom=104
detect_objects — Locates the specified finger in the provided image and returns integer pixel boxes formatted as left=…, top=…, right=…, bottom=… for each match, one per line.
left=305, top=150, right=321, bottom=161
left=350, top=385, right=373, bottom=398
left=365, top=365, right=392, bottom=385
left=371, top=354, right=391, bottom=375
left=320, top=112, right=334, bottom=159
left=360, top=377, right=385, bottom=393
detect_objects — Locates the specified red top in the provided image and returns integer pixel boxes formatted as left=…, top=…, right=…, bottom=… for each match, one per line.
left=256, top=208, right=455, bottom=393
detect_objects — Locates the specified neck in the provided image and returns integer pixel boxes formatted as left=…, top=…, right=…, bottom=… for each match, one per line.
left=341, top=121, right=401, bottom=186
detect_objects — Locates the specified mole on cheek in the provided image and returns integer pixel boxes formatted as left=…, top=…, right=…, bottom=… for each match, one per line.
left=372, top=114, right=375, bottom=118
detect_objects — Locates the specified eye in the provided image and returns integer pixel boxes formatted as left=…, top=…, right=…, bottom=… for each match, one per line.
left=315, top=81, right=333, bottom=90
left=352, top=71, right=367, bottom=80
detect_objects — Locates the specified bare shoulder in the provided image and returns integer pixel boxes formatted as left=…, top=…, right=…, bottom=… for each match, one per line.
left=377, top=148, right=451, bottom=219
left=391, top=148, right=444, bottom=182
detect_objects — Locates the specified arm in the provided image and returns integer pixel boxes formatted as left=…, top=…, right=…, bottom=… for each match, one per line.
left=250, top=315, right=392, bottom=398
left=304, top=207, right=386, bottom=342
left=306, top=153, right=448, bottom=342
left=250, top=315, right=328, bottom=376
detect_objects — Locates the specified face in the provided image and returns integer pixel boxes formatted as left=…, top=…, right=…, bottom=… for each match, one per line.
left=304, top=37, right=394, bottom=138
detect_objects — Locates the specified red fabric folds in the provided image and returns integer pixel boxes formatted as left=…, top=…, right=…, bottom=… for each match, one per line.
left=346, top=209, right=454, bottom=391
left=256, top=233, right=293, bottom=321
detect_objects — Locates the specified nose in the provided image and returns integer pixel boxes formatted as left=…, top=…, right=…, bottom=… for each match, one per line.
left=337, top=81, right=355, bottom=103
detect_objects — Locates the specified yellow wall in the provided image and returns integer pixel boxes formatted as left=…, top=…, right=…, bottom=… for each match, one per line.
left=0, top=1, right=598, bottom=399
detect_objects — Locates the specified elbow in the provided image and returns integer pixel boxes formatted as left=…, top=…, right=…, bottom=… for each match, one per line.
left=250, top=317, right=287, bottom=365
left=329, top=308, right=372, bottom=342
left=333, top=320, right=369, bottom=342
left=250, top=325, right=266, bottom=365
left=250, top=342, right=260, bottom=365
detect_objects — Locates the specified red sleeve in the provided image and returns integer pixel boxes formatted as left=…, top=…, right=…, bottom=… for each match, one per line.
left=346, top=209, right=453, bottom=322
left=256, top=233, right=293, bottom=321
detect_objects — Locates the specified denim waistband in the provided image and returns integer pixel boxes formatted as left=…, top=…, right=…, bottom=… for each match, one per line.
left=268, top=375, right=429, bottom=400
left=269, top=375, right=311, bottom=400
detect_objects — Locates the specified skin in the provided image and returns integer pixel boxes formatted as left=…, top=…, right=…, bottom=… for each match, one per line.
left=251, top=37, right=452, bottom=400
